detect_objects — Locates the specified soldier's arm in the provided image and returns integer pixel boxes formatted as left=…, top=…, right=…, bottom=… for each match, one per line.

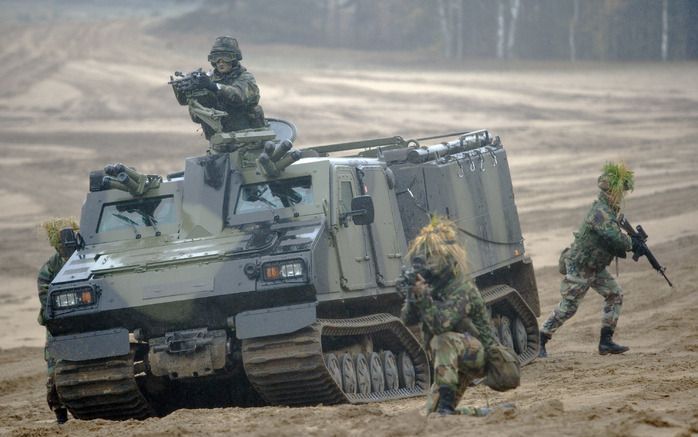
left=217, top=73, right=260, bottom=107
left=467, top=284, right=495, bottom=352
left=36, top=261, right=54, bottom=326
left=400, top=299, right=420, bottom=326
left=414, top=283, right=466, bottom=336
left=36, top=253, right=64, bottom=326
left=589, top=209, right=632, bottom=256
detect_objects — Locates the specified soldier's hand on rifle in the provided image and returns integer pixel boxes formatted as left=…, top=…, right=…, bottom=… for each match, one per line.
left=411, top=274, right=429, bottom=297
left=197, top=74, right=219, bottom=92
left=631, top=235, right=646, bottom=258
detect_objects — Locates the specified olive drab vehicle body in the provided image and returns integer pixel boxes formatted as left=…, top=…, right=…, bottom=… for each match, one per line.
left=43, top=119, right=540, bottom=420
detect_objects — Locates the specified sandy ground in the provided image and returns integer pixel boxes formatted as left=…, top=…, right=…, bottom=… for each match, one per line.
left=0, top=12, right=697, bottom=437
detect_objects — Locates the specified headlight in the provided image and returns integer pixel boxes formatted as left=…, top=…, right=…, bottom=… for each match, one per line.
left=262, top=259, right=305, bottom=282
left=52, top=286, right=96, bottom=309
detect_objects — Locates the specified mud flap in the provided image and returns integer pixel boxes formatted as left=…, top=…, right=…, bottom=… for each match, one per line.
left=235, top=302, right=317, bottom=340
left=47, top=328, right=129, bottom=361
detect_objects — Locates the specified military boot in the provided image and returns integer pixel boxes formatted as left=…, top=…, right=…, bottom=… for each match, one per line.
left=598, top=327, right=629, bottom=355
left=54, top=407, right=68, bottom=424
left=539, top=331, right=551, bottom=358
left=436, top=385, right=457, bottom=415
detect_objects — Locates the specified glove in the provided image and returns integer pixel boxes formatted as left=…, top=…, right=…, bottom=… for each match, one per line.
left=197, top=74, right=218, bottom=92
left=631, top=235, right=646, bottom=258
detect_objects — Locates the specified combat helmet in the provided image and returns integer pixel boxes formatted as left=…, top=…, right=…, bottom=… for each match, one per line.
left=208, top=36, right=242, bottom=66
left=406, top=216, right=469, bottom=279
left=597, top=161, right=634, bottom=206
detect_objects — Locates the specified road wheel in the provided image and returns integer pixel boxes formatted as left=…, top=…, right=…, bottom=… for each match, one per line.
left=368, top=352, right=385, bottom=393
left=490, top=316, right=502, bottom=344
left=340, top=353, right=357, bottom=394
left=512, top=316, right=528, bottom=354
left=499, top=316, right=515, bottom=351
left=354, top=353, right=370, bottom=394
left=325, top=353, right=342, bottom=388
left=397, top=351, right=416, bottom=389
left=381, top=350, right=399, bottom=391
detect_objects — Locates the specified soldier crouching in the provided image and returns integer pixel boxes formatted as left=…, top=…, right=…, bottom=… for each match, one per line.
left=400, top=216, right=519, bottom=416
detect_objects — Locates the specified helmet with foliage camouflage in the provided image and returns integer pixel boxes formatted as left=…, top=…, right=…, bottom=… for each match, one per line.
left=208, top=36, right=242, bottom=66
left=406, top=216, right=469, bottom=278
left=41, top=217, right=79, bottom=250
left=597, top=161, right=634, bottom=206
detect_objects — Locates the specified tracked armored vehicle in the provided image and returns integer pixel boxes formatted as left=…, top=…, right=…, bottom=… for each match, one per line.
left=44, top=116, right=540, bottom=420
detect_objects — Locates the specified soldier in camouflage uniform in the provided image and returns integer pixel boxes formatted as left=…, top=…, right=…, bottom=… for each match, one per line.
left=539, top=162, right=636, bottom=357
left=400, top=217, right=498, bottom=416
left=37, top=218, right=79, bottom=424
left=179, top=36, right=265, bottom=138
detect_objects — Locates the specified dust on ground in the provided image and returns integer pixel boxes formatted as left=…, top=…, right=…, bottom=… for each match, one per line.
left=0, top=10, right=697, bottom=437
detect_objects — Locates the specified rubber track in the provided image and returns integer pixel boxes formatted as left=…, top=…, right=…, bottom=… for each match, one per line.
left=242, top=313, right=430, bottom=406
left=480, top=284, right=540, bottom=365
left=54, top=353, right=154, bottom=420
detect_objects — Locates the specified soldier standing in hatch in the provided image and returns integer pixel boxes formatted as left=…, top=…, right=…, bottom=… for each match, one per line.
left=401, top=217, right=514, bottom=416
left=37, top=218, right=78, bottom=424
left=175, top=36, right=265, bottom=138
left=539, top=162, right=636, bottom=358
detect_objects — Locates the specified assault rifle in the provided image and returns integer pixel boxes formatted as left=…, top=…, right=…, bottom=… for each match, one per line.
left=396, top=255, right=434, bottom=303
left=169, top=68, right=211, bottom=98
left=618, top=214, right=672, bottom=287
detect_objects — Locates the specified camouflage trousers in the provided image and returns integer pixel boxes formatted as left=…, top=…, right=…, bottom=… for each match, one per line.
left=541, top=261, right=623, bottom=335
left=425, top=331, right=486, bottom=414
left=45, top=331, right=62, bottom=411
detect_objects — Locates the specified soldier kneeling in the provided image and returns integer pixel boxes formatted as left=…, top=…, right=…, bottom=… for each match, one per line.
left=400, top=217, right=520, bottom=415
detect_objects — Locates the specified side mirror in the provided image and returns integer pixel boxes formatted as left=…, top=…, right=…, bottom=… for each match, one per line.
left=58, top=227, right=84, bottom=258
left=349, top=195, right=374, bottom=226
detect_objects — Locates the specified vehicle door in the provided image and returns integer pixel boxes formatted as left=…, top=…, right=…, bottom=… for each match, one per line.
left=360, top=166, right=406, bottom=286
left=332, top=166, right=376, bottom=291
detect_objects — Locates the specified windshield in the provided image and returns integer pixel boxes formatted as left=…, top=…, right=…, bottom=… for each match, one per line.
left=97, top=195, right=176, bottom=233
left=235, top=176, right=313, bottom=213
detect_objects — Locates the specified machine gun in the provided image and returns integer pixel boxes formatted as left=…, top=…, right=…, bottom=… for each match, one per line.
left=618, top=214, right=673, bottom=287
left=396, top=255, right=435, bottom=303
left=169, top=69, right=212, bottom=101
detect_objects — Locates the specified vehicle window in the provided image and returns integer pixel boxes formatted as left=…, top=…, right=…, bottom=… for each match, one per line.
left=97, top=196, right=176, bottom=233
left=339, top=181, right=354, bottom=213
left=235, top=176, right=313, bottom=213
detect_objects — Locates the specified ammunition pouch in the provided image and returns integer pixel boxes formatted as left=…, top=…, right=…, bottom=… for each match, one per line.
left=484, top=344, right=520, bottom=392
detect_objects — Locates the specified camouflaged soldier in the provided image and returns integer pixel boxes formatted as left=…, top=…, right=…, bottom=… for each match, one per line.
left=38, top=218, right=79, bottom=424
left=182, top=36, right=265, bottom=138
left=400, top=217, right=497, bottom=416
left=539, top=162, right=635, bottom=357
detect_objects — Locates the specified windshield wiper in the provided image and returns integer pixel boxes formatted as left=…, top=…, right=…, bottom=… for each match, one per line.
left=113, top=213, right=141, bottom=239
left=137, top=211, right=162, bottom=237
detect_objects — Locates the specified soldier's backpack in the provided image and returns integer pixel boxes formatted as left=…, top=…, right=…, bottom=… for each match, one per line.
left=485, top=344, right=521, bottom=392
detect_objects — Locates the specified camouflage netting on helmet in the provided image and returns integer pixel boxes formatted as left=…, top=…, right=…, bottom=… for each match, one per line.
left=597, top=161, right=634, bottom=206
left=41, top=217, right=79, bottom=249
left=406, top=216, right=468, bottom=277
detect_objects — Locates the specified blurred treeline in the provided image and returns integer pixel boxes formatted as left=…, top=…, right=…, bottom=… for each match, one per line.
left=167, top=0, right=698, bottom=61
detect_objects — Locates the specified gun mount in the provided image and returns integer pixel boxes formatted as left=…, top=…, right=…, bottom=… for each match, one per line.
left=95, top=163, right=162, bottom=197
